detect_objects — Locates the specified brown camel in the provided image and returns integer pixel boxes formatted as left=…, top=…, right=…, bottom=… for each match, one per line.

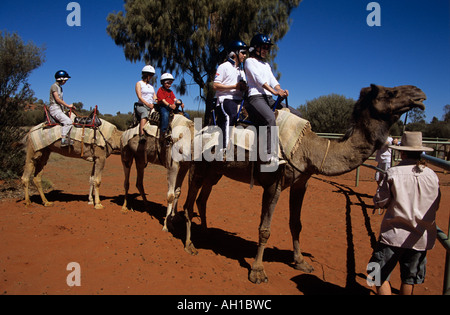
left=121, top=115, right=194, bottom=231
left=21, top=120, right=122, bottom=209
left=182, top=84, right=427, bottom=284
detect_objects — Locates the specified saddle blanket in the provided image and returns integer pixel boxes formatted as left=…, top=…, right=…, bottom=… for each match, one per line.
left=121, top=114, right=193, bottom=147
left=28, top=118, right=117, bottom=151
left=198, top=109, right=311, bottom=160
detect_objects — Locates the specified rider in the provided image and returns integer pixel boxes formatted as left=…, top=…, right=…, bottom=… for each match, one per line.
left=135, top=65, right=157, bottom=142
left=157, top=73, right=190, bottom=146
left=49, top=70, right=74, bottom=147
left=244, top=34, right=300, bottom=164
left=213, top=40, right=248, bottom=151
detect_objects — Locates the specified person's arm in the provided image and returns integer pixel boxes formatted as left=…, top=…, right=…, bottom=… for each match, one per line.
left=373, top=175, right=392, bottom=208
left=262, top=83, right=289, bottom=98
left=52, top=91, right=73, bottom=109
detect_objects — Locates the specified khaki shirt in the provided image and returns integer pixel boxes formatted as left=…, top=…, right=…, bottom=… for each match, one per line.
left=374, top=160, right=441, bottom=251
left=49, top=82, right=63, bottom=109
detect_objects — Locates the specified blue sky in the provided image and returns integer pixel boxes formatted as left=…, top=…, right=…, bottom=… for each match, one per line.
left=1, top=0, right=449, bottom=122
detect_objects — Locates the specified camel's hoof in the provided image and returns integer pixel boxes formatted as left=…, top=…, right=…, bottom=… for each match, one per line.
left=162, top=225, right=169, bottom=232
left=43, top=202, right=54, bottom=207
left=249, top=267, right=268, bottom=284
left=294, top=260, right=314, bottom=273
left=184, top=243, right=198, bottom=256
left=121, top=207, right=129, bottom=214
left=88, top=201, right=94, bottom=205
left=94, top=204, right=104, bottom=210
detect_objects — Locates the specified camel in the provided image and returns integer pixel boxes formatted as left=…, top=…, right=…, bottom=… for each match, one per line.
left=182, top=84, right=427, bottom=284
left=121, top=114, right=194, bottom=232
left=21, top=119, right=122, bottom=209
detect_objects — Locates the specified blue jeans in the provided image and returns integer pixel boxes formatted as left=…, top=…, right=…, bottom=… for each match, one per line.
left=159, top=106, right=171, bottom=135
left=159, top=106, right=191, bottom=135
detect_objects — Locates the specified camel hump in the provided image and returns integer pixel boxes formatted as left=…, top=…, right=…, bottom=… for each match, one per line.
left=275, top=110, right=311, bottom=159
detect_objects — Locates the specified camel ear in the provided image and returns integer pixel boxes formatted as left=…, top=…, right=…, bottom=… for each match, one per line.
left=360, top=84, right=379, bottom=99
left=370, top=84, right=380, bottom=95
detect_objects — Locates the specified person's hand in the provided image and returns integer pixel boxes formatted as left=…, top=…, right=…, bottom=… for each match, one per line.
left=275, top=89, right=288, bottom=98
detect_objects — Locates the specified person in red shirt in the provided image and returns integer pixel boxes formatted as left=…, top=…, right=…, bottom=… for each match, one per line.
left=157, top=73, right=190, bottom=145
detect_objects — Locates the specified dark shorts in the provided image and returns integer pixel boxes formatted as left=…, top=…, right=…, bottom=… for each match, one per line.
left=367, top=243, right=427, bottom=285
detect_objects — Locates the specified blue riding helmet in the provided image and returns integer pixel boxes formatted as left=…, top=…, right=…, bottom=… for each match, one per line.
left=250, top=34, right=273, bottom=48
left=55, top=70, right=71, bottom=81
left=228, top=40, right=248, bottom=53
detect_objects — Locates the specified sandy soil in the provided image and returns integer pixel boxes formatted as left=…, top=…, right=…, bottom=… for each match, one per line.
left=0, top=153, right=448, bottom=295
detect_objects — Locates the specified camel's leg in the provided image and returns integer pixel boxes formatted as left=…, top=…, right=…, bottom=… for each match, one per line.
left=21, top=149, right=36, bottom=207
left=31, top=149, right=52, bottom=207
left=121, top=148, right=134, bottom=213
left=195, top=171, right=223, bottom=230
left=182, top=164, right=206, bottom=255
left=289, top=177, right=314, bottom=273
left=163, top=162, right=180, bottom=232
left=163, top=162, right=189, bottom=232
left=249, top=179, right=282, bottom=284
left=88, top=175, right=95, bottom=205
left=135, top=154, right=148, bottom=204
left=91, top=156, right=106, bottom=209
left=196, top=184, right=213, bottom=230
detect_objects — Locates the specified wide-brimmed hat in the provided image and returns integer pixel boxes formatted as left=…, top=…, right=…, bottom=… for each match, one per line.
left=389, top=131, right=433, bottom=152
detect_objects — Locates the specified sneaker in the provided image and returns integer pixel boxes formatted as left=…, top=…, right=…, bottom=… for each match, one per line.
left=61, top=138, right=74, bottom=147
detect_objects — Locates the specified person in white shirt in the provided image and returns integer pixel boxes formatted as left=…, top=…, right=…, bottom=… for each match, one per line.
left=214, top=40, right=248, bottom=151
left=244, top=34, right=301, bottom=164
left=135, top=65, right=157, bottom=142
left=374, top=136, right=399, bottom=184
left=367, top=131, right=441, bottom=295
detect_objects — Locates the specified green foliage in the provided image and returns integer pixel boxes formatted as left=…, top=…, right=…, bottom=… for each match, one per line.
left=298, top=94, right=355, bottom=133
left=444, top=104, right=450, bottom=123
left=107, top=0, right=302, bottom=109
left=100, top=112, right=134, bottom=131
left=0, top=31, right=45, bottom=180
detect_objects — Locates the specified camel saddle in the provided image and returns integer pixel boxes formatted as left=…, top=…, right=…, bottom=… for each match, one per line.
left=197, top=109, right=311, bottom=163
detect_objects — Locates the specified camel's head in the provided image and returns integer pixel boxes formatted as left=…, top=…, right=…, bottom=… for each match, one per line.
left=358, top=84, right=426, bottom=123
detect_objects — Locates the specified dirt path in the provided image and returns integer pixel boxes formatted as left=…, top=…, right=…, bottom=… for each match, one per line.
left=0, top=154, right=448, bottom=295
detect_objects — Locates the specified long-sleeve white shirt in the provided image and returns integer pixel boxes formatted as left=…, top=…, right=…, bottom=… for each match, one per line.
left=244, top=57, right=279, bottom=97
left=374, top=160, right=441, bottom=251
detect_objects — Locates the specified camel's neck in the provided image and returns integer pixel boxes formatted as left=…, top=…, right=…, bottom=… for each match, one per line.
left=303, top=121, right=389, bottom=176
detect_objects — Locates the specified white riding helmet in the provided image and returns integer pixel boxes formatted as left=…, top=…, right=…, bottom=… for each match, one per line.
left=142, top=65, right=155, bottom=74
left=160, top=73, right=175, bottom=83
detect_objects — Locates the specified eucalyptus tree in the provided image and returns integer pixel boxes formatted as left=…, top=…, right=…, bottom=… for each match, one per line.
left=107, top=0, right=301, bottom=119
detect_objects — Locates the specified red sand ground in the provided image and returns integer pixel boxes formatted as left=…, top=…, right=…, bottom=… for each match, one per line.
left=0, top=153, right=448, bottom=295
